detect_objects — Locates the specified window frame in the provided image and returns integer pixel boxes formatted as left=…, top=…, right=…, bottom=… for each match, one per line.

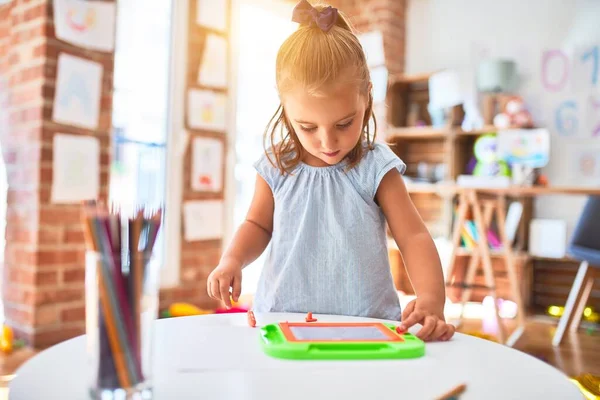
left=160, top=0, right=188, bottom=287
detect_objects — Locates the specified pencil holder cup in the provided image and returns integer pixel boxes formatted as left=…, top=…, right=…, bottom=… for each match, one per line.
left=85, top=251, right=160, bottom=400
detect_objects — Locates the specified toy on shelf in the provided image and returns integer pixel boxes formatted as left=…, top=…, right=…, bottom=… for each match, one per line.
left=493, top=96, right=534, bottom=129
left=259, top=321, right=425, bottom=360
left=472, top=134, right=510, bottom=177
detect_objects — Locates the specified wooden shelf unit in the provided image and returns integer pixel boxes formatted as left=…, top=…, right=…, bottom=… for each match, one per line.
left=385, top=74, right=534, bottom=312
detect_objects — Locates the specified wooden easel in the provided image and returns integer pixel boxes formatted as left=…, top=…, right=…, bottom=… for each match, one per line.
left=445, top=188, right=526, bottom=347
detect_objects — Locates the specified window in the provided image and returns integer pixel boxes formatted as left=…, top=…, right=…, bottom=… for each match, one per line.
left=231, top=0, right=296, bottom=294
left=110, top=0, right=173, bottom=282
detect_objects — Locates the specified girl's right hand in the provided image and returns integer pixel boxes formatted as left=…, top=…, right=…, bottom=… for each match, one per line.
left=207, top=258, right=243, bottom=309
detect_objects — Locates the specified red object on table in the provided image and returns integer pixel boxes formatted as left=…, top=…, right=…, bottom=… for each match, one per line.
left=247, top=311, right=256, bottom=327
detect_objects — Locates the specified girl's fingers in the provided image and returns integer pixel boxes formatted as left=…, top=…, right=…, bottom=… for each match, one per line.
left=401, top=300, right=415, bottom=322
left=232, top=273, right=242, bottom=302
left=429, top=320, right=449, bottom=341
left=400, top=309, right=423, bottom=331
left=416, top=315, right=437, bottom=340
left=207, top=279, right=213, bottom=299
left=219, top=278, right=233, bottom=308
left=440, top=324, right=456, bottom=341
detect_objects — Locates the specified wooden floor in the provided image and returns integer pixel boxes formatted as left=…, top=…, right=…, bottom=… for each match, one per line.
left=0, top=318, right=597, bottom=399
left=457, top=316, right=600, bottom=377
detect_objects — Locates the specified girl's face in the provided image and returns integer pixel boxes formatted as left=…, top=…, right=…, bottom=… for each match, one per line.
left=283, top=84, right=367, bottom=167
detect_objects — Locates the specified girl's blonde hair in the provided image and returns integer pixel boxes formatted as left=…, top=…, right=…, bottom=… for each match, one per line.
left=264, top=2, right=376, bottom=174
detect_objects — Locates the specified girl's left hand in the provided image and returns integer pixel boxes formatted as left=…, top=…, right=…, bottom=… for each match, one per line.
left=399, top=298, right=455, bottom=342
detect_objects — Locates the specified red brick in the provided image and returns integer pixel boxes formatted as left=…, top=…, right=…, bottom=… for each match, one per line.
left=181, top=239, right=222, bottom=253
left=61, top=306, right=85, bottom=322
left=62, top=267, right=85, bottom=283
left=38, top=226, right=63, bottom=245
left=3, top=285, right=36, bottom=307
left=39, top=164, right=52, bottom=182
left=39, top=206, right=82, bottom=225
left=36, top=270, right=59, bottom=285
left=23, top=3, right=46, bottom=22
left=34, top=288, right=85, bottom=306
left=64, top=228, right=84, bottom=245
left=6, top=249, right=37, bottom=269
left=33, top=42, right=45, bottom=57
left=37, top=249, right=83, bottom=267
left=35, top=305, right=60, bottom=325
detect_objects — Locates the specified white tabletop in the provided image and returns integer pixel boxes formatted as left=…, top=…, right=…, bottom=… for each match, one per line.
left=10, top=312, right=582, bottom=400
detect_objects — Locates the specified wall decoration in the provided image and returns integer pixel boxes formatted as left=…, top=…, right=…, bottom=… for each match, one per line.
left=52, top=53, right=103, bottom=130
left=191, top=136, right=223, bottom=192
left=53, top=0, right=116, bottom=52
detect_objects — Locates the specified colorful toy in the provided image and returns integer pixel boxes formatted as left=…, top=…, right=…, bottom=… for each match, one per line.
left=472, top=134, right=510, bottom=177
left=259, top=321, right=425, bottom=360
left=305, top=312, right=317, bottom=322
left=0, top=325, right=14, bottom=354
left=462, top=330, right=498, bottom=343
left=162, top=302, right=213, bottom=318
left=215, top=306, right=249, bottom=314
left=493, top=96, right=534, bottom=129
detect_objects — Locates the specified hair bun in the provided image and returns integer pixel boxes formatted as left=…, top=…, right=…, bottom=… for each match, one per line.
left=292, top=1, right=341, bottom=33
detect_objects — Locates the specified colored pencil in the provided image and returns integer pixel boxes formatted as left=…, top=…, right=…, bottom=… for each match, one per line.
left=81, top=201, right=162, bottom=390
left=435, top=383, right=467, bottom=400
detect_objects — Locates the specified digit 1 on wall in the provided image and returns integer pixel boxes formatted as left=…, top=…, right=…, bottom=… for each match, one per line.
left=582, top=45, right=599, bottom=86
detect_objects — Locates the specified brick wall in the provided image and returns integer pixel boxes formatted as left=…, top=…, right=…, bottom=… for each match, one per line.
left=0, top=0, right=113, bottom=348
left=328, top=0, right=406, bottom=135
left=329, top=0, right=406, bottom=76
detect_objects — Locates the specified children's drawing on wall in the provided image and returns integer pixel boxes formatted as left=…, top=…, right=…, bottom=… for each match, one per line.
left=198, top=34, right=228, bottom=89
left=52, top=53, right=103, bottom=130
left=570, top=147, right=600, bottom=185
left=187, top=89, right=227, bottom=132
left=191, top=136, right=223, bottom=192
left=53, top=0, right=116, bottom=52
left=51, top=133, right=100, bottom=203
left=182, top=200, right=224, bottom=241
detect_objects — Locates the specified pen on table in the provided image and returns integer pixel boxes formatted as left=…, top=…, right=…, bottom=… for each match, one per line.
left=434, top=383, right=467, bottom=400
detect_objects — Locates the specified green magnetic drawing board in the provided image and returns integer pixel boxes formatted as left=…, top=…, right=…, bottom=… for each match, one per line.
left=259, top=322, right=425, bottom=360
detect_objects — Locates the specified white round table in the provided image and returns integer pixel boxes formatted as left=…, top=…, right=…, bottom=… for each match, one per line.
left=10, top=312, right=582, bottom=399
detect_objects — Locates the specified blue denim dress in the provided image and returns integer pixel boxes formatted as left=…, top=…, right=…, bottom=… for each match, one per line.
left=252, top=143, right=405, bottom=321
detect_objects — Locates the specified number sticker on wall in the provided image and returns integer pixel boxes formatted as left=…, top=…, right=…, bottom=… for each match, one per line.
left=582, top=46, right=599, bottom=86
left=554, top=100, right=578, bottom=136
left=542, top=50, right=570, bottom=92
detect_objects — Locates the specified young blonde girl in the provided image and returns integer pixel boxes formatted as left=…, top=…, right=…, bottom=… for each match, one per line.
left=208, top=0, right=455, bottom=342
